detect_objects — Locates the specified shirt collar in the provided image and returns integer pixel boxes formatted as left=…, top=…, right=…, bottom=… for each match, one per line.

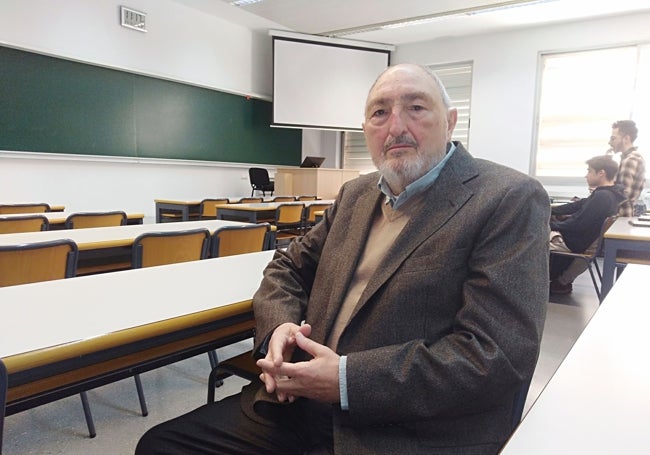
left=377, top=142, right=457, bottom=210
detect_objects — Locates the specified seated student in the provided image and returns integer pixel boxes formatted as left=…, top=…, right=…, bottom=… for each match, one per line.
left=549, top=155, right=625, bottom=294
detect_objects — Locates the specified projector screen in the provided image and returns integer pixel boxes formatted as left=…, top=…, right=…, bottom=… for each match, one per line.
left=272, top=34, right=391, bottom=131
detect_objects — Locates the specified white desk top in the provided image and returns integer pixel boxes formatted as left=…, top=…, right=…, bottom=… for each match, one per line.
left=0, top=211, right=144, bottom=222
left=0, top=249, right=276, bottom=359
left=216, top=200, right=334, bottom=210
left=604, top=216, right=650, bottom=241
left=0, top=219, right=246, bottom=249
left=501, top=264, right=650, bottom=454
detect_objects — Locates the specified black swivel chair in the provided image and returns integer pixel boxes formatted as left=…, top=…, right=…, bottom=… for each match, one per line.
left=249, top=168, right=274, bottom=197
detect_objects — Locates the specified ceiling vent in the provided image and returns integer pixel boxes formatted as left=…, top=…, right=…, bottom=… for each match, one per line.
left=120, top=6, right=147, bottom=32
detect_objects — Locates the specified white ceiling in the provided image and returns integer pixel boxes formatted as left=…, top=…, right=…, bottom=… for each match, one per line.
left=174, top=0, right=650, bottom=45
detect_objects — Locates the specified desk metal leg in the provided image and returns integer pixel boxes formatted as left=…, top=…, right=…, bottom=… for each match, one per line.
left=0, top=359, right=6, bottom=454
left=601, top=241, right=617, bottom=302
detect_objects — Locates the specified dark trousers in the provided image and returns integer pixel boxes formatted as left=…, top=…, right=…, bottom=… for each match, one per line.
left=549, top=255, right=573, bottom=280
left=136, top=382, right=333, bottom=455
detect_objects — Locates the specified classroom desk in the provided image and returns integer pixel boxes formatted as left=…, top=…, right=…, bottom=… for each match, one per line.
left=216, top=200, right=334, bottom=224
left=0, top=211, right=144, bottom=229
left=0, top=250, right=275, bottom=428
left=600, top=216, right=650, bottom=299
left=154, top=198, right=277, bottom=223
left=0, top=219, right=248, bottom=274
left=501, top=264, right=650, bottom=454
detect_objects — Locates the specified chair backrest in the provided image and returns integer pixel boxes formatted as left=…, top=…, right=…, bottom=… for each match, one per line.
left=594, top=216, right=618, bottom=255
left=64, top=211, right=127, bottom=229
left=238, top=197, right=263, bottom=204
left=272, top=196, right=295, bottom=202
left=297, top=195, right=317, bottom=201
left=0, top=203, right=50, bottom=214
left=132, top=228, right=210, bottom=268
left=249, top=167, right=271, bottom=186
left=275, top=203, right=304, bottom=226
left=303, top=203, right=333, bottom=224
left=211, top=223, right=270, bottom=257
left=0, top=239, right=78, bottom=287
left=200, top=198, right=230, bottom=219
left=0, top=215, right=49, bottom=234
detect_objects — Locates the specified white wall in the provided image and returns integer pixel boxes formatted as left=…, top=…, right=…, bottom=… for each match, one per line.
left=395, top=12, right=650, bottom=195
left=0, top=0, right=285, bottom=218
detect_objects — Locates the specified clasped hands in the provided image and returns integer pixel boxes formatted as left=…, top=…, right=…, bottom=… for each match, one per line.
left=256, top=323, right=340, bottom=404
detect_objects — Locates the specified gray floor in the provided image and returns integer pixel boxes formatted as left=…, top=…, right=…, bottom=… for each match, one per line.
left=2, top=273, right=600, bottom=454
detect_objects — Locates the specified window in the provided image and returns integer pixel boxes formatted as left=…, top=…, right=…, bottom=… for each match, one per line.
left=342, top=62, right=473, bottom=174
left=534, top=44, right=650, bottom=183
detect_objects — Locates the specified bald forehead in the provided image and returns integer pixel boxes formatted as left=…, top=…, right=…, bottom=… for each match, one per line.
left=366, top=64, right=443, bottom=104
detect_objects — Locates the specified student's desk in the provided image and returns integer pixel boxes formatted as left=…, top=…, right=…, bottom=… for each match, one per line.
left=0, top=211, right=144, bottom=229
left=154, top=198, right=277, bottom=223
left=0, top=250, right=275, bottom=428
left=0, top=219, right=248, bottom=274
left=601, top=217, right=650, bottom=299
left=216, top=200, right=334, bottom=224
left=501, top=264, right=650, bottom=454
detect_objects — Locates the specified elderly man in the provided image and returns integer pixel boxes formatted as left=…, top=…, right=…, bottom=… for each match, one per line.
left=137, top=63, right=549, bottom=454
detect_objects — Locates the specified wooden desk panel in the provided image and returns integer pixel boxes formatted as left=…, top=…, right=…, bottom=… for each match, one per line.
left=274, top=168, right=358, bottom=199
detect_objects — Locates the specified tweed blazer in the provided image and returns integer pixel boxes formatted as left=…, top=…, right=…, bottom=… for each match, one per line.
left=250, top=144, right=550, bottom=454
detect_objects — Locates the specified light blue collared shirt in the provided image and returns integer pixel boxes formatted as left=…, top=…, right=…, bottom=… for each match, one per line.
left=338, top=142, right=457, bottom=411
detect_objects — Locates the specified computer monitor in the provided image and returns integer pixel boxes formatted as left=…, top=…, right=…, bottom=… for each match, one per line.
left=300, top=156, right=325, bottom=168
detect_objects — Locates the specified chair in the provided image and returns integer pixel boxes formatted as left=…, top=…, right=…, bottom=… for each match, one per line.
left=237, top=197, right=263, bottom=204
left=0, top=203, right=50, bottom=214
left=64, top=211, right=127, bottom=229
left=0, top=215, right=49, bottom=233
left=302, top=203, right=332, bottom=233
left=272, top=196, right=296, bottom=202
left=297, top=195, right=317, bottom=201
left=211, top=223, right=271, bottom=258
left=274, top=203, right=305, bottom=247
left=0, top=240, right=98, bottom=437
left=132, top=228, right=211, bottom=268
left=0, top=359, right=7, bottom=454
left=199, top=198, right=230, bottom=219
left=207, top=350, right=259, bottom=403
left=549, top=216, right=617, bottom=301
left=249, top=167, right=274, bottom=197
left=130, top=228, right=212, bottom=416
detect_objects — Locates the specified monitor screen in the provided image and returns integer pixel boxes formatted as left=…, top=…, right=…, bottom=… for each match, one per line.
left=300, top=156, right=325, bottom=168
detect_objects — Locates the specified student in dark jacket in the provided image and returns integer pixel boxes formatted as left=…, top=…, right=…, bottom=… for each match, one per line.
left=549, top=155, right=626, bottom=294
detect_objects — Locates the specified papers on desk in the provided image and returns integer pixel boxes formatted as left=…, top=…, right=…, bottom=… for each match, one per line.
left=638, top=215, right=650, bottom=222
left=629, top=218, right=650, bottom=227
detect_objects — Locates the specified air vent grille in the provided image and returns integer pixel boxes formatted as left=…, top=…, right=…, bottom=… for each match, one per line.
left=120, top=6, right=147, bottom=32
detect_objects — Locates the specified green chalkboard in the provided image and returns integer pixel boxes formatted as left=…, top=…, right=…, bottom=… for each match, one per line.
left=0, top=46, right=302, bottom=165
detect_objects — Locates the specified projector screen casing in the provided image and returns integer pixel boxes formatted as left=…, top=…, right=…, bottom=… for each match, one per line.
left=272, top=36, right=390, bottom=131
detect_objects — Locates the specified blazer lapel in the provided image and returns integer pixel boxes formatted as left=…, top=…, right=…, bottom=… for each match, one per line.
left=310, top=184, right=384, bottom=343
left=349, top=145, right=479, bottom=323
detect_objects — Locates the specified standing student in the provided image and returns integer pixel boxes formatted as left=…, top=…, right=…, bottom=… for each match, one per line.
left=137, top=63, right=549, bottom=454
left=608, top=120, right=645, bottom=216
left=549, top=155, right=626, bottom=294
